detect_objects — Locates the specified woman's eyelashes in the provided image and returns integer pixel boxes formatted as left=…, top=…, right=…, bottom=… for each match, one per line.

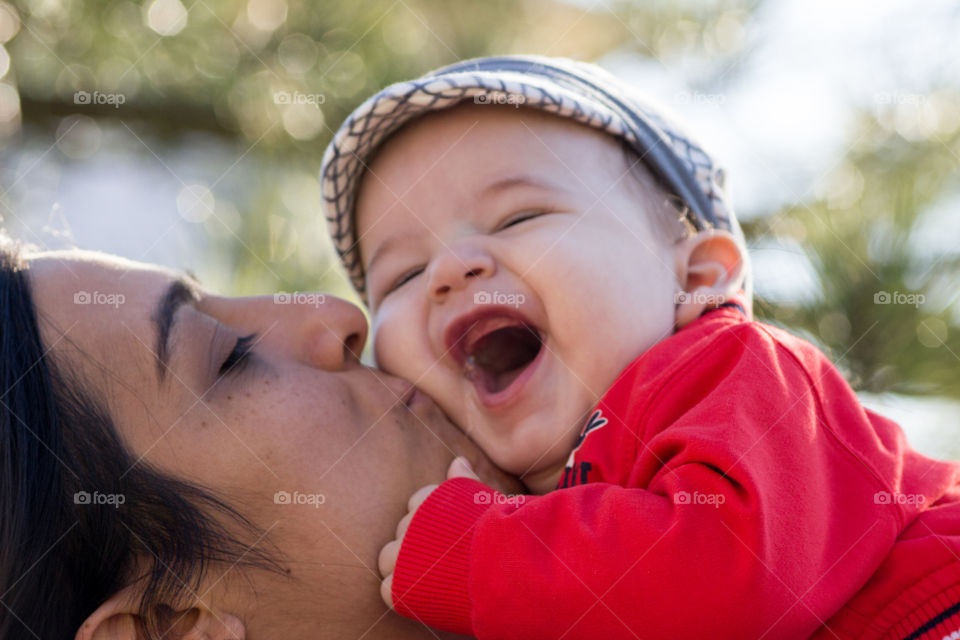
left=218, top=333, right=258, bottom=377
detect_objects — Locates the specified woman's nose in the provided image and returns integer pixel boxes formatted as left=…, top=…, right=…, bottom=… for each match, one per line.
left=301, top=295, right=369, bottom=370
left=207, top=292, right=368, bottom=369
left=426, top=244, right=496, bottom=303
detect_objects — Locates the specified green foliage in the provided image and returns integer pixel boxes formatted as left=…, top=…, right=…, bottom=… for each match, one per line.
left=753, top=107, right=960, bottom=398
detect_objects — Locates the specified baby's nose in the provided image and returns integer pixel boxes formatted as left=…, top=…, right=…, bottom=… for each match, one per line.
left=427, top=245, right=496, bottom=302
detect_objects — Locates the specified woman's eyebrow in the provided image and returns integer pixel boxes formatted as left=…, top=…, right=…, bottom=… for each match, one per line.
left=152, top=276, right=201, bottom=382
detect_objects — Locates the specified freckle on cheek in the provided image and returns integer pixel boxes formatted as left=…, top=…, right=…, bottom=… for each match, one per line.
left=201, top=421, right=207, bottom=428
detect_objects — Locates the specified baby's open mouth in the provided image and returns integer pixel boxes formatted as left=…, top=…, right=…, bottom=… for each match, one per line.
left=446, top=310, right=545, bottom=400
left=465, top=321, right=543, bottom=393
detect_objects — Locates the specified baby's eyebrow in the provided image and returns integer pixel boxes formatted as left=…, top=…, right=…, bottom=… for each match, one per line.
left=365, top=174, right=567, bottom=273
left=367, top=228, right=423, bottom=272
left=479, top=174, right=564, bottom=199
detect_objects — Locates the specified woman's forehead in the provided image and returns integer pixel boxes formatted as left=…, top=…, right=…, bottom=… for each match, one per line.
left=26, top=251, right=183, bottom=363
left=29, top=251, right=174, bottom=308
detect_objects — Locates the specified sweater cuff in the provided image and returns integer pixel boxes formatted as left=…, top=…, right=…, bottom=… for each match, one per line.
left=391, top=477, right=497, bottom=635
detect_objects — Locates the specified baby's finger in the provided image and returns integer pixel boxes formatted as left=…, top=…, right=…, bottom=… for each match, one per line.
left=380, top=574, right=394, bottom=610
left=395, top=511, right=414, bottom=540
left=447, top=456, right=480, bottom=481
left=378, top=539, right=401, bottom=577
left=407, top=483, right=438, bottom=512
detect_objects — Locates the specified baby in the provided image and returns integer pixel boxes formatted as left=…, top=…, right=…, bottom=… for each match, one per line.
left=321, top=56, right=960, bottom=639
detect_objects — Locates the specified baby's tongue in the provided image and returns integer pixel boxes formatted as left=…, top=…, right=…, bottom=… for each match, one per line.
left=467, top=326, right=540, bottom=393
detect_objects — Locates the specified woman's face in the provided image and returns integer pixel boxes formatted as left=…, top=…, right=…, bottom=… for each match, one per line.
left=28, top=250, right=512, bottom=638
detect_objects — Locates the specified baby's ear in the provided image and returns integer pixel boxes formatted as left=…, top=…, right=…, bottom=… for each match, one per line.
left=673, top=229, right=746, bottom=329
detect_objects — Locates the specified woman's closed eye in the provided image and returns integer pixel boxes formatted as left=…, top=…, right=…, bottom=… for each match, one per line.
left=219, top=333, right=258, bottom=377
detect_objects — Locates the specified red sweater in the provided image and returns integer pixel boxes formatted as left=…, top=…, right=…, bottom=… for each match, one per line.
left=392, top=303, right=960, bottom=639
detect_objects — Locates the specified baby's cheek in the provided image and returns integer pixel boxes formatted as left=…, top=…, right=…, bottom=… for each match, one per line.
left=371, top=321, right=418, bottom=378
left=371, top=305, right=461, bottom=408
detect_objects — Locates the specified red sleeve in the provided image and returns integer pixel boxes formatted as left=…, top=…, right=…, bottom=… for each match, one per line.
left=392, top=323, right=904, bottom=639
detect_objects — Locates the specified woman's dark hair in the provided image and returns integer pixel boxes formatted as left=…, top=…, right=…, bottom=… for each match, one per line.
left=0, top=239, right=276, bottom=639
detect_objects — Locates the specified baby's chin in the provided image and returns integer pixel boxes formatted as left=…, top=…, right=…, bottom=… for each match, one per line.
left=476, top=428, right=573, bottom=494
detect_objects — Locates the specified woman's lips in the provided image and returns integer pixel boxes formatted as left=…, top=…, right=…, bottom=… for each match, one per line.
left=405, top=387, right=428, bottom=409
left=399, top=383, right=431, bottom=410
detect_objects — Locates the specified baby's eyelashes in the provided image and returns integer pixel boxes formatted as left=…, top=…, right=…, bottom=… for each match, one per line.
left=371, top=210, right=554, bottom=301
left=383, top=265, right=425, bottom=297
left=495, top=210, right=549, bottom=231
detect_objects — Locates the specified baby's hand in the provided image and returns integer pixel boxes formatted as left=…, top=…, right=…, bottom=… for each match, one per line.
left=378, top=456, right=479, bottom=610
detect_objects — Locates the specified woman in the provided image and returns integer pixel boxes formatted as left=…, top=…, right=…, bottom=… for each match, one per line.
left=0, top=237, right=519, bottom=639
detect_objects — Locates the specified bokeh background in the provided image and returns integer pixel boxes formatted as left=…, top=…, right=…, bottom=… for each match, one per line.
left=0, top=0, right=957, bottom=456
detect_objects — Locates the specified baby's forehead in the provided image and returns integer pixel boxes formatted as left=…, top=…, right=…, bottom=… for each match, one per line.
left=377, top=102, right=622, bottom=157
left=361, top=104, right=629, bottom=202
left=358, top=111, right=628, bottom=228
left=353, top=109, right=664, bottom=291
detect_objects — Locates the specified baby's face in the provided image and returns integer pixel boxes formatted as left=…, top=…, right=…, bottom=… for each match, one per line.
left=356, top=104, right=680, bottom=493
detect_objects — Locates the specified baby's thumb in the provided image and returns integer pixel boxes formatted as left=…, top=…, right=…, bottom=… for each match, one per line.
left=447, top=456, right=480, bottom=481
